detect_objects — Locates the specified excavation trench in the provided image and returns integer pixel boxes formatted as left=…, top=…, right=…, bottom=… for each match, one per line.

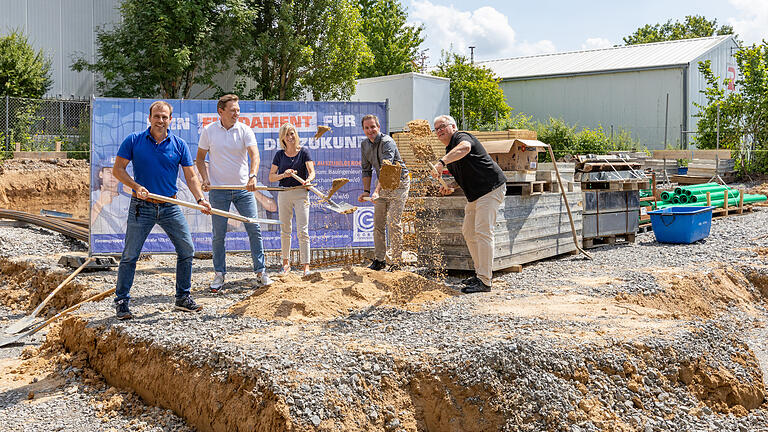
left=4, top=258, right=768, bottom=430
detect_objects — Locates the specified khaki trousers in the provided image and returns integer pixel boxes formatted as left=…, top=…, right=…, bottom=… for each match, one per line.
left=462, top=184, right=506, bottom=286
left=278, top=188, right=310, bottom=264
left=373, top=176, right=410, bottom=264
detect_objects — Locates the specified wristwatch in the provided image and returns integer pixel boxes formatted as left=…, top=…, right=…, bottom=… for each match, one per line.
left=249, top=173, right=257, bottom=179
left=197, top=198, right=204, bottom=204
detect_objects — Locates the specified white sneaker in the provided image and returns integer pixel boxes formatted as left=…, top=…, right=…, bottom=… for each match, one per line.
left=256, top=272, right=273, bottom=288
left=210, top=272, right=225, bottom=292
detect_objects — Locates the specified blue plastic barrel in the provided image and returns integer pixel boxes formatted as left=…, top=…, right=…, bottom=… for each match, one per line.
left=677, top=167, right=688, bottom=175
left=647, top=206, right=714, bottom=244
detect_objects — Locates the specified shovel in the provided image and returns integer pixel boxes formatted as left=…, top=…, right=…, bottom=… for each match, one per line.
left=207, top=184, right=310, bottom=192
left=0, top=287, right=116, bottom=347
left=289, top=173, right=357, bottom=214
left=144, top=192, right=282, bottom=225
left=3, top=256, right=96, bottom=335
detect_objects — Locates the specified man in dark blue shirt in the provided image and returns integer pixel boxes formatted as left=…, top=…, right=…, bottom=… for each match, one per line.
left=111, top=101, right=211, bottom=319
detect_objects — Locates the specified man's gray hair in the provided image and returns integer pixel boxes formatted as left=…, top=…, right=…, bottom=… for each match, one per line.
left=433, top=115, right=456, bottom=127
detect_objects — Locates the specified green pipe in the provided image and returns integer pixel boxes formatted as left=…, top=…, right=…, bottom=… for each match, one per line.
left=654, top=194, right=766, bottom=209
left=683, top=185, right=734, bottom=196
left=679, top=195, right=689, bottom=203
left=674, top=182, right=719, bottom=195
left=672, top=196, right=681, bottom=203
left=660, top=191, right=673, bottom=201
left=688, top=190, right=739, bottom=203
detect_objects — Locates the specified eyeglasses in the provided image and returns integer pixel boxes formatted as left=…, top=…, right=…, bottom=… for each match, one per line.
left=434, top=123, right=450, bottom=132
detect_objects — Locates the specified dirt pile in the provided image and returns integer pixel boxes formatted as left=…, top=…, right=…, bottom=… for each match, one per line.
left=228, top=267, right=457, bottom=321
left=616, top=266, right=763, bottom=319
left=0, top=159, right=89, bottom=218
left=0, top=257, right=91, bottom=313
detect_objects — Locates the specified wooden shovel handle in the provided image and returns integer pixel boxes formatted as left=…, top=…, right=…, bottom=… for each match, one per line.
left=31, top=256, right=96, bottom=316
left=425, top=162, right=449, bottom=188
left=289, top=173, right=326, bottom=199
left=144, top=192, right=252, bottom=224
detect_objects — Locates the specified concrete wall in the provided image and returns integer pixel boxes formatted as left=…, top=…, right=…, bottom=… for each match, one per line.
left=351, top=72, right=449, bottom=133
left=500, top=68, right=685, bottom=149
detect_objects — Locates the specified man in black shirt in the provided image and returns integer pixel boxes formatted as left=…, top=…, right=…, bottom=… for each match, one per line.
left=432, top=115, right=507, bottom=293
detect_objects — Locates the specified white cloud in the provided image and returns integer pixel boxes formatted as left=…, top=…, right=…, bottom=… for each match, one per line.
left=580, top=37, right=613, bottom=51
left=409, top=0, right=554, bottom=64
left=728, top=0, right=768, bottom=45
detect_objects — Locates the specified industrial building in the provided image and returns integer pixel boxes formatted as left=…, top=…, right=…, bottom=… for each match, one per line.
left=480, top=35, right=739, bottom=149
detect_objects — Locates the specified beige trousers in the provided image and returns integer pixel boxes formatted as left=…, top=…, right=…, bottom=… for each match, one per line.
left=278, top=188, right=310, bottom=264
left=373, top=176, right=410, bottom=264
left=462, top=184, right=506, bottom=286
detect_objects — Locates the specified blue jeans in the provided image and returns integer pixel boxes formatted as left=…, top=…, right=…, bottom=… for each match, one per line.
left=209, top=189, right=266, bottom=275
left=115, top=197, right=195, bottom=301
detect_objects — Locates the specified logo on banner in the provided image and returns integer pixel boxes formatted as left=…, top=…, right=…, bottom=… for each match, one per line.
left=353, top=207, right=375, bottom=242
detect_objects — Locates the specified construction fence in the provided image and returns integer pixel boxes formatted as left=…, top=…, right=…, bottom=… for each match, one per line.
left=0, top=95, right=90, bottom=159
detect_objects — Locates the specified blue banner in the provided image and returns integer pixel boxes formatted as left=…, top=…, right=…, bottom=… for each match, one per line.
left=90, top=98, right=385, bottom=254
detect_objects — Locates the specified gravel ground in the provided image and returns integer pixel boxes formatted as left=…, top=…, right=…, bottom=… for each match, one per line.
left=0, top=226, right=190, bottom=431
left=1, top=204, right=768, bottom=430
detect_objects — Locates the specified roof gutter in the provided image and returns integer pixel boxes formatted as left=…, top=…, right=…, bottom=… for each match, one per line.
left=499, top=64, right=687, bottom=82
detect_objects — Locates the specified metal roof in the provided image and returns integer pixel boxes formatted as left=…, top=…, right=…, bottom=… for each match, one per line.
left=480, top=35, right=734, bottom=81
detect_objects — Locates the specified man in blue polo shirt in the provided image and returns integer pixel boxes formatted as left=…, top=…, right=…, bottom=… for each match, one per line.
left=111, top=100, right=212, bottom=320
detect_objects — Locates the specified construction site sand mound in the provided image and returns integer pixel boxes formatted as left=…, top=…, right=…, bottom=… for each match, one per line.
left=228, top=267, right=457, bottom=321
left=0, top=159, right=89, bottom=218
left=617, top=266, right=762, bottom=319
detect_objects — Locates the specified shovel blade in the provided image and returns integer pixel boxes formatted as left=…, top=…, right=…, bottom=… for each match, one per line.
left=0, top=332, right=27, bottom=347
left=323, top=201, right=357, bottom=214
left=324, top=178, right=349, bottom=201
left=3, top=315, right=38, bottom=335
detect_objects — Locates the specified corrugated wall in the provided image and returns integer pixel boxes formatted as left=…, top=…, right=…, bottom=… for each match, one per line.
left=500, top=68, right=685, bottom=149
left=0, top=0, right=121, bottom=98
left=686, top=36, right=740, bottom=140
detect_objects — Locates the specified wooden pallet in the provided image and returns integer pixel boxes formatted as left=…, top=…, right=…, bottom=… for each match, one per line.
left=583, top=233, right=636, bottom=249
left=542, top=181, right=576, bottom=193
left=671, top=173, right=737, bottom=185
left=637, top=223, right=653, bottom=233
left=713, top=205, right=753, bottom=217
left=581, top=180, right=650, bottom=191
left=506, top=181, right=545, bottom=196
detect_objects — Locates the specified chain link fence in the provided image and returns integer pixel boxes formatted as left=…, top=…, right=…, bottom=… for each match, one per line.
left=0, top=96, right=90, bottom=159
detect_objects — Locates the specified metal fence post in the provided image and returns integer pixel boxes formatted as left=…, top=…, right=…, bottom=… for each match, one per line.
left=4, top=95, right=8, bottom=151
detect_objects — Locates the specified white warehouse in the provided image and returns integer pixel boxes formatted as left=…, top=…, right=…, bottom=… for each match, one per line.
left=480, top=35, right=739, bottom=149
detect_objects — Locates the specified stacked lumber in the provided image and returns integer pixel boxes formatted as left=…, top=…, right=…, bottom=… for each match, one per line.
left=686, top=158, right=736, bottom=177
left=414, top=192, right=582, bottom=271
left=642, top=159, right=677, bottom=177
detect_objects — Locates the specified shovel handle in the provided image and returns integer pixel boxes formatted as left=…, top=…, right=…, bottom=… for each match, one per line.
left=31, top=256, right=96, bottom=316
left=145, top=192, right=252, bottom=224
left=289, top=173, right=326, bottom=199
left=207, top=185, right=309, bottom=191
left=425, top=162, right=449, bottom=188
left=28, top=287, right=116, bottom=337
left=144, top=192, right=281, bottom=225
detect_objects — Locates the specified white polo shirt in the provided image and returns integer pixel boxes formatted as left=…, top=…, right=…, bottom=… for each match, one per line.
left=198, top=120, right=258, bottom=185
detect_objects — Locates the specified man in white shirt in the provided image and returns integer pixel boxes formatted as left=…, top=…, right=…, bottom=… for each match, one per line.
left=196, top=94, right=272, bottom=292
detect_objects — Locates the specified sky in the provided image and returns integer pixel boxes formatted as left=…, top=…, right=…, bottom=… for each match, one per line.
left=406, top=0, right=768, bottom=66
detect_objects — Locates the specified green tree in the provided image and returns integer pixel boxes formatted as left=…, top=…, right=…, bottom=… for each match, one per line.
left=72, top=0, right=250, bottom=98
left=623, top=15, right=733, bottom=45
left=235, top=0, right=372, bottom=101
left=431, top=52, right=511, bottom=129
left=694, top=43, right=768, bottom=174
left=357, top=0, right=424, bottom=79
left=0, top=30, right=52, bottom=97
